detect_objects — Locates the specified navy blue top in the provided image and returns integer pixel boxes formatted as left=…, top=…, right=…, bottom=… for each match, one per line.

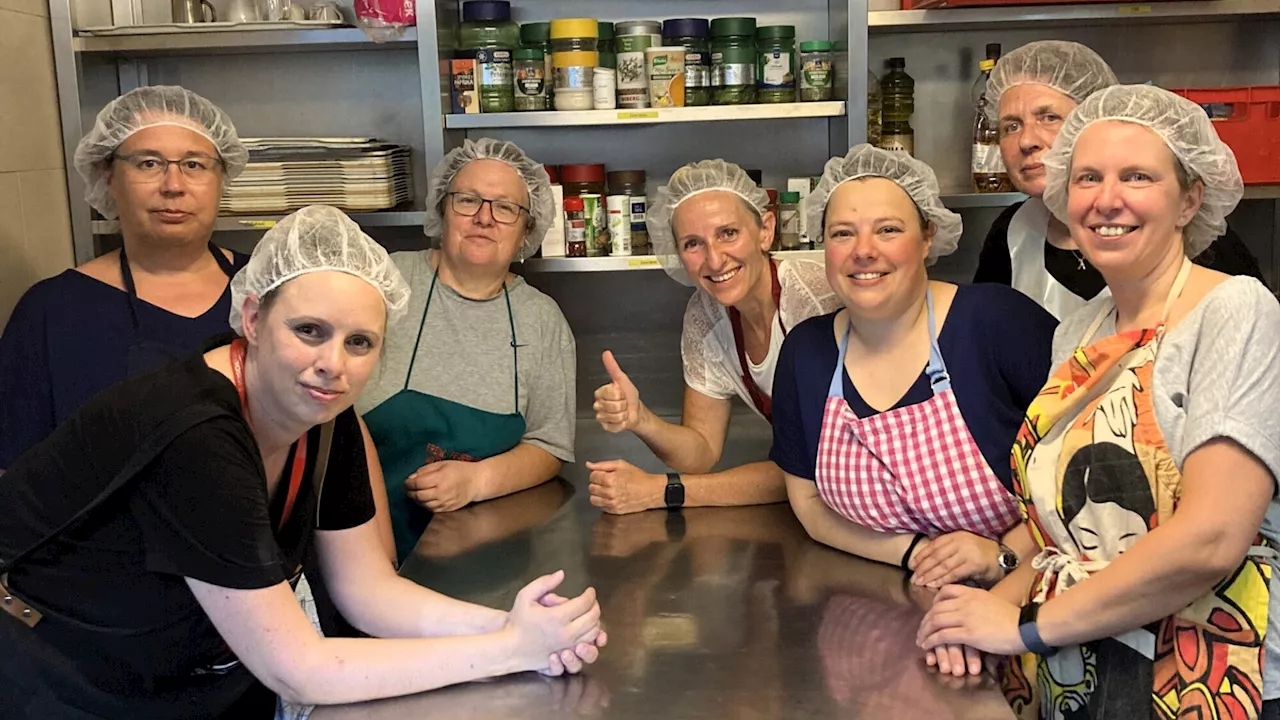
left=769, top=283, right=1058, bottom=492
left=0, top=251, right=249, bottom=468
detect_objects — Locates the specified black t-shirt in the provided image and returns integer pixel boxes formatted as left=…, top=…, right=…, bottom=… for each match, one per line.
left=0, top=344, right=375, bottom=719
left=972, top=200, right=1266, bottom=298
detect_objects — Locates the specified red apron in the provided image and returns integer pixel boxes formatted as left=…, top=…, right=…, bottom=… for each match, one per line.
left=729, top=258, right=786, bottom=421
left=814, top=290, right=1020, bottom=539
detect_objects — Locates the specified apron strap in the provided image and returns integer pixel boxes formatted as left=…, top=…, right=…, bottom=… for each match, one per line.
left=827, top=287, right=950, bottom=398
left=119, top=242, right=234, bottom=339
left=502, top=283, right=518, bottom=414
left=1079, top=257, right=1194, bottom=347
left=402, top=269, right=440, bottom=392
left=729, top=257, right=785, bottom=419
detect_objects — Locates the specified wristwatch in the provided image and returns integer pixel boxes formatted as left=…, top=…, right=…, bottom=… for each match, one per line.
left=997, top=543, right=1020, bottom=574
left=665, top=472, right=685, bottom=510
left=1018, top=602, right=1058, bottom=656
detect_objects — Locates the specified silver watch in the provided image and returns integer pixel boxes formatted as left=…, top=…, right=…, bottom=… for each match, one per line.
left=997, top=543, right=1019, bottom=573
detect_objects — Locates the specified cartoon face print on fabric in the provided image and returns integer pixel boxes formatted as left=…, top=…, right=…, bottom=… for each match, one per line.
left=1061, top=443, right=1154, bottom=560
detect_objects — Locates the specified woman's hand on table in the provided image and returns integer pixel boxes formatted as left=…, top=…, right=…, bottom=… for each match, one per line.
left=593, top=351, right=647, bottom=434
left=507, top=570, right=606, bottom=676
left=536, top=589, right=609, bottom=676
left=917, top=584, right=1024, bottom=657
left=585, top=460, right=665, bottom=514
left=909, top=531, right=1002, bottom=588
left=406, top=460, right=483, bottom=513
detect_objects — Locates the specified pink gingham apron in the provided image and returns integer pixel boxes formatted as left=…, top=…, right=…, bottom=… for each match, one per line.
left=814, top=290, right=1021, bottom=539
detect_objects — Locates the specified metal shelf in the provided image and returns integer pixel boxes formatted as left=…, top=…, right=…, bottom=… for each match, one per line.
left=1243, top=185, right=1280, bottom=201
left=73, top=26, right=417, bottom=55
left=444, top=102, right=846, bottom=130
left=940, top=191, right=1027, bottom=208
left=91, top=208, right=424, bottom=234
left=522, top=250, right=823, bottom=273
left=869, top=0, right=1280, bottom=33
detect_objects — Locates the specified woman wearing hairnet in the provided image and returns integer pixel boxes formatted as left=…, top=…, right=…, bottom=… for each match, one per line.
left=0, top=205, right=605, bottom=719
left=973, top=40, right=1262, bottom=320
left=585, top=160, right=839, bottom=515
left=771, top=145, right=1057, bottom=591
left=356, top=139, right=575, bottom=559
left=0, top=86, right=252, bottom=470
left=918, top=86, right=1280, bottom=718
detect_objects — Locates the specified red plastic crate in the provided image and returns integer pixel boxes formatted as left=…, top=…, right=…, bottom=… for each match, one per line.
left=902, top=0, right=1183, bottom=8
left=1172, top=86, right=1280, bottom=186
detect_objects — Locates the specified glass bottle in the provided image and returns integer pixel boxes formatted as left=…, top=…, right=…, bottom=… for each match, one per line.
left=972, top=43, right=1013, bottom=193
left=878, top=57, right=914, bottom=156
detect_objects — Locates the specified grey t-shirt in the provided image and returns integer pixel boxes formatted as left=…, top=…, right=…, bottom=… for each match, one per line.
left=357, top=250, right=577, bottom=462
left=1052, top=276, right=1280, bottom=695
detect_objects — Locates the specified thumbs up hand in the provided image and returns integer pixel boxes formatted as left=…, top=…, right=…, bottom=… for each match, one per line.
left=593, top=350, right=644, bottom=433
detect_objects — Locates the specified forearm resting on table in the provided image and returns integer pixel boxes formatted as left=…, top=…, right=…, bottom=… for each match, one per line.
left=680, top=461, right=788, bottom=508
left=785, top=473, right=915, bottom=566
left=1036, top=439, right=1273, bottom=649
left=474, top=442, right=561, bottom=502
left=633, top=389, right=731, bottom=474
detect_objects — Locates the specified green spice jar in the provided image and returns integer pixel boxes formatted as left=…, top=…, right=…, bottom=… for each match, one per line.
left=597, top=21, right=616, bottom=65
left=458, top=0, right=519, bottom=113
left=756, top=25, right=795, bottom=104
left=520, top=22, right=554, bottom=99
left=711, top=17, right=756, bottom=105
left=799, top=40, right=833, bottom=102
left=663, top=18, right=710, bottom=107
left=514, top=48, right=548, bottom=111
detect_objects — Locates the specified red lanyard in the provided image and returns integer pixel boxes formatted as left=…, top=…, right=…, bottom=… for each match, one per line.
left=728, top=258, right=786, bottom=422
left=230, top=338, right=307, bottom=532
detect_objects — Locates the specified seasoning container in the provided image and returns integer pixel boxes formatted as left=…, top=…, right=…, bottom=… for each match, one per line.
left=551, top=18, right=598, bottom=111
left=581, top=193, right=609, bottom=256
left=564, top=196, right=587, bottom=257
left=458, top=0, right=518, bottom=113
left=711, top=17, right=757, bottom=105
left=756, top=25, right=796, bottom=104
left=616, top=20, right=662, bottom=109
left=514, top=48, right=549, bottom=111
left=449, top=58, right=479, bottom=114
left=645, top=46, right=685, bottom=108
left=778, top=191, right=801, bottom=250
left=594, top=22, right=618, bottom=110
left=607, top=170, right=648, bottom=254
left=560, top=163, right=607, bottom=197
left=663, top=18, right=710, bottom=107
left=520, top=22, right=555, bottom=99
left=606, top=195, right=632, bottom=255
left=799, top=41, right=833, bottom=102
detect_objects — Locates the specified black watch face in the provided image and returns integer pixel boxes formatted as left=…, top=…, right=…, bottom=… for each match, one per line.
left=999, top=549, right=1019, bottom=570
left=666, top=483, right=685, bottom=508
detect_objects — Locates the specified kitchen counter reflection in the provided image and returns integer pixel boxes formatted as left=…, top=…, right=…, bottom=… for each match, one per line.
left=313, top=480, right=1014, bottom=719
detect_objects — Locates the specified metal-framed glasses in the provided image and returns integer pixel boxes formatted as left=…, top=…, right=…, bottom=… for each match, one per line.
left=447, top=191, right=529, bottom=225
left=113, top=153, right=224, bottom=184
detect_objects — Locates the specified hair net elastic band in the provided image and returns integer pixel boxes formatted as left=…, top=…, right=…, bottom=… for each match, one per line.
left=117, top=120, right=220, bottom=153
left=259, top=266, right=382, bottom=300
left=672, top=187, right=764, bottom=218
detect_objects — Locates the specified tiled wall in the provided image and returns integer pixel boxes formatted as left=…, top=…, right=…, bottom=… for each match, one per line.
left=0, top=0, right=73, bottom=326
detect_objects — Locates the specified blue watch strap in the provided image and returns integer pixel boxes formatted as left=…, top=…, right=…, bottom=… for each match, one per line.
left=1018, top=602, right=1057, bottom=656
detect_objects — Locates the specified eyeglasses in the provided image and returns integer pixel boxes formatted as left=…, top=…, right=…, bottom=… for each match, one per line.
left=113, top=153, right=224, bottom=184
left=447, top=191, right=528, bottom=225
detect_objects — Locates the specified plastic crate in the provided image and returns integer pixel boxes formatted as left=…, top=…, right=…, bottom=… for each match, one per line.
left=1172, top=86, right=1280, bottom=186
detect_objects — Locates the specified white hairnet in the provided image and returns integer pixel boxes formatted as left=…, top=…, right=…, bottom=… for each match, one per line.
left=805, top=145, right=962, bottom=265
left=229, top=205, right=410, bottom=333
left=986, top=41, right=1118, bottom=122
left=74, top=86, right=248, bottom=219
left=649, top=159, right=772, bottom=286
left=422, top=138, right=554, bottom=260
left=1042, top=84, right=1243, bottom=256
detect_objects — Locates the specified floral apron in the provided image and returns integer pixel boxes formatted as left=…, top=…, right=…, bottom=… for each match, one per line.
left=1004, top=259, right=1274, bottom=720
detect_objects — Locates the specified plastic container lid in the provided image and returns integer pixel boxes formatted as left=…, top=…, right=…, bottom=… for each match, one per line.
left=662, top=18, right=709, bottom=38
left=607, top=169, right=646, bottom=187
left=520, top=22, right=550, bottom=44
left=514, top=47, right=544, bottom=60
left=800, top=40, right=832, bottom=52
left=710, top=17, right=756, bottom=37
left=766, top=188, right=778, bottom=203
left=544, top=164, right=559, bottom=184
left=550, top=18, right=599, bottom=40
left=560, top=163, right=607, bottom=183
left=756, top=25, right=796, bottom=40
left=615, top=20, right=661, bottom=36
left=597, top=21, right=615, bottom=41
left=461, top=0, right=510, bottom=23
left=780, top=191, right=801, bottom=203
left=564, top=196, right=585, bottom=211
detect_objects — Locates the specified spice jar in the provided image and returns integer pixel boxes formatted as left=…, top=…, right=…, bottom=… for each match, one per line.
left=560, top=163, right=607, bottom=197
left=616, top=20, right=662, bottom=109
left=756, top=25, right=796, bottom=104
left=564, top=196, right=587, bottom=258
left=607, top=170, right=648, bottom=254
left=581, top=193, right=608, bottom=256
left=778, top=191, right=801, bottom=250
left=711, top=17, right=756, bottom=106
left=594, top=21, right=618, bottom=110
left=799, top=41, right=833, bottom=102
left=458, top=0, right=519, bottom=113
left=550, top=18, right=598, bottom=111
left=514, top=48, right=548, bottom=111
left=520, top=22, right=554, bottom=99
left=663, top=18, right=710, bottom=107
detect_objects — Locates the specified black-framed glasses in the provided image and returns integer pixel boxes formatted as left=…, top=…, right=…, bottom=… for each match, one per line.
left=447, top=191, right=529, bottom=225
left=112, top=153, right=224, bottom=184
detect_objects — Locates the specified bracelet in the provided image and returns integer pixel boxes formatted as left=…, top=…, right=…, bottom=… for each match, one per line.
left=1018, top=602, right=1059, bottom=656
left=901, top=532, right=928, bottom=572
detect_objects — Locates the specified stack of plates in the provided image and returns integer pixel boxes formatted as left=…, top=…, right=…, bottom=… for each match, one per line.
left=223, top=138, right=413, bottom=214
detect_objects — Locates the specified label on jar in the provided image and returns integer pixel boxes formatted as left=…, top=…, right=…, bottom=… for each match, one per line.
left=566, top=219, right=587, bottom=257
left=779, top=208, right=800, bottom=236
left=608, top=208, right=632, bottom=256
left=476, top=48, right=513, bottom=90
left=879, top=134, right=915, bottom=157
left=800, top=55, right=831, bottom=91
left=685, top=51, right=709, bottom=88
left=555, top=66, right=593, bottom=91
left=971, top=142, right=1006, bottom=173
left=629, top=196, right=646, bottom=228
left=593, top=67, right=617, bottom=110
left=711, top=56, right=755, bottom=88
left=759, top=51, right=792, bottom=89
left=516, top=64, right=546, bottom=98
left=617, top=35, right=659, bottom=94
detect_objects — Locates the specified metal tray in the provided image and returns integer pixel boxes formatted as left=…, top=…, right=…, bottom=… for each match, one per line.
left=77, top=20, right=346, bottom=36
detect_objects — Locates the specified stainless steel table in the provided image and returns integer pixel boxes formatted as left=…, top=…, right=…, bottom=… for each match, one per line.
left=313, top=476, right=1015, bottom=719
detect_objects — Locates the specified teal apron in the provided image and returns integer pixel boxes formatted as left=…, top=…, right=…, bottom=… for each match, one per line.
left=363, top=269, right=526, bottom=561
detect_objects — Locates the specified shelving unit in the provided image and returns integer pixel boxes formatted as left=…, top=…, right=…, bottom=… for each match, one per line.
left=869, top=0, right=1280, bottom=33
left=444, top=102, right=847, bottom=130
left=72, top=26, right=418, bottom=54
left=89, top=207, right=424, bottom=234
left=522, top=249, right=825, bottom=273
